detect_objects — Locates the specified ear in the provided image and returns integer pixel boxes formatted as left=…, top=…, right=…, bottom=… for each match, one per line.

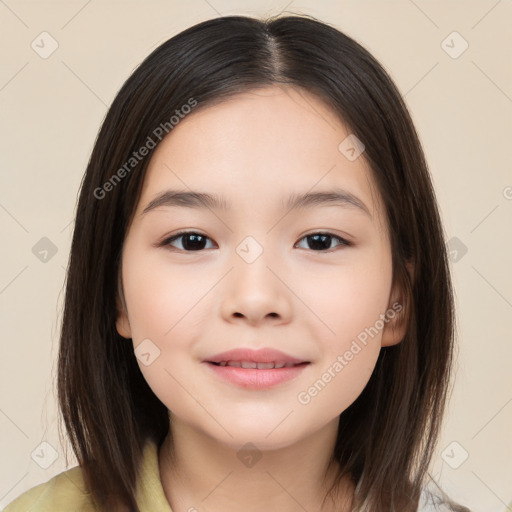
left=381, top=259, right=414, bottom=347
left=115, top=277, right=132, bottom=339
left=116, top=303, right=132, bottom=339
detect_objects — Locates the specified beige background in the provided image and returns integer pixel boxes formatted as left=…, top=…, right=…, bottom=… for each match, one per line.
left=1, top=1, right=511, bottom=510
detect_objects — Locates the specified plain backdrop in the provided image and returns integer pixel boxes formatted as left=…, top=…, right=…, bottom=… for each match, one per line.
left=0, top=1, right=511, bottom=511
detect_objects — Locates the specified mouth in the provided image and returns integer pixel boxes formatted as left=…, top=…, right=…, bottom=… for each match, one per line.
left=205, top=347, right=309, bottom=367
left=203, top=347, right=311, bottom=388
left=208, top=360, right=309, bottom=369
left=204, top=360, right=310, bottom=389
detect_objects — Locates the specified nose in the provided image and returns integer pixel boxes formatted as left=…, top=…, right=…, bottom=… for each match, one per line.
left=219, top=248, right=293, bottom=326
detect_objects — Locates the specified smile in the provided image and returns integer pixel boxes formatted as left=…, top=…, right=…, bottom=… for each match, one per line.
left=210, top=361, right=300, bottom=369
left=204, top=361, right=310, bottom=389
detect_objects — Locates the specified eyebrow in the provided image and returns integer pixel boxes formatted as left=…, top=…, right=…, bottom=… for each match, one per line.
left=140, top=188, right=372, bottom=218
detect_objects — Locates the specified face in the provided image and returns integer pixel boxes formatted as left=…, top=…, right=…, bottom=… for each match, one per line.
left=116, top=85, right=407, bottom=451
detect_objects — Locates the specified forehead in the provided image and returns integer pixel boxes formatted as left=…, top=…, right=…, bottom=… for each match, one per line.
left=134, top=85, right=385, bottom=227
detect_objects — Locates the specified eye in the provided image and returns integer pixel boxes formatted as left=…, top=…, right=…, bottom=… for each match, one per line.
left=295, top=232, right=351, bottom=252
left=160, top=231, right=216, bottom=251
left=159, top=230, right=351, bottom=252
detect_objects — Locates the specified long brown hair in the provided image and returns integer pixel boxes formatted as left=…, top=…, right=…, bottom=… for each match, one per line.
left=57, top=13, right=469, bottom=511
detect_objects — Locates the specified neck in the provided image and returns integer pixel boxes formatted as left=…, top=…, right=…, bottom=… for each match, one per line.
left=158, top=417, right=354, bottom=512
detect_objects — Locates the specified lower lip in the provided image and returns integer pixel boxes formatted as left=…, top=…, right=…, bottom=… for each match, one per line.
left=204, top=362, right=310, bottom=389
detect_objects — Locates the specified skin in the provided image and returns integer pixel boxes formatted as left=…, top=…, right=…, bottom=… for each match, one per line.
left=116, top=85, right=411, bottom=512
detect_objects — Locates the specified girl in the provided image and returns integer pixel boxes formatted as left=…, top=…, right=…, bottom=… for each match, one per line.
left=4, top=14, right=472, bottom=512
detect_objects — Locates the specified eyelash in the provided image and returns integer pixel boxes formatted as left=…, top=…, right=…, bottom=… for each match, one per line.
left=158, top=230, right=352, bottom=253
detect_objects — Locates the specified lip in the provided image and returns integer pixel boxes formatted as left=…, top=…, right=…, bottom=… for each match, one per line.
left=205, top=347, right=308, bottom=365
left=203, top=361, right=310, bottom=389
left=203, top=347, right=310, bottom=389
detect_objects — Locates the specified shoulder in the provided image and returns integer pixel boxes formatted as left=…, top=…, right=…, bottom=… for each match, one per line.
left=2, top=466, right=96, bottom=512
left=417, top=487, right=450, bottom=511
left=417, top=480, right=471, bottom=512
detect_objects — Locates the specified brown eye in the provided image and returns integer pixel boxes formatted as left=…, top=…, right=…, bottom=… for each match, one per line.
left=161, top=232, right=215, bottom=251
left=159, top=231, right=350, bottom=253
left=295, top=233, right=351, bottom=251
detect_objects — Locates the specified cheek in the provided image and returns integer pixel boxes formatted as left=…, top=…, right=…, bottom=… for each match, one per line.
left=121, top=250, right=212, bottom=409
left=297, top=277, right=384, bottom=417
left=294, top=254, right=391, bottom=413
left=121, top=236, right=393, bottom=424
left=122, top=250, right=207, bottom=341
left=296, top=345, right=380, bottom=418
left=298, top=250, right=392, bottom=342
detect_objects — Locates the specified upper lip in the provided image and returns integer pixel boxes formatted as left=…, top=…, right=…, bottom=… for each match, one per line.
left=205, top=347, right=308, bottom=365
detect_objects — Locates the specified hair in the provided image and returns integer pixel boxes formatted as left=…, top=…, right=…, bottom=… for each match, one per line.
left=57, top=13, right=470, bottom=512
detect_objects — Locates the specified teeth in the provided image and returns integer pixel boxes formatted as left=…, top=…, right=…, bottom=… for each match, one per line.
left=255, top=362, right=275, bottom=369
left=217, top=361, right=297, bottom=369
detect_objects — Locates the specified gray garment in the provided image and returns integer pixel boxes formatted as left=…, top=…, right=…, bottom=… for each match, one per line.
left=417, top=480, right=471, bottom=512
